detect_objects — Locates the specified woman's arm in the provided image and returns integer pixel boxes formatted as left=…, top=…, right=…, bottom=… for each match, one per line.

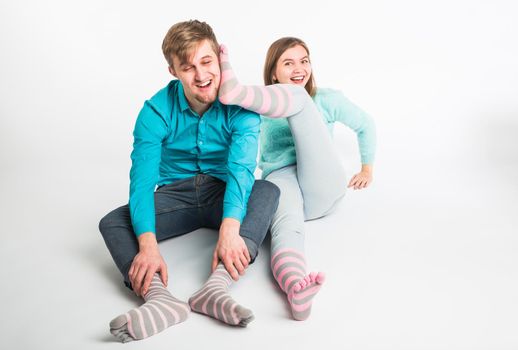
left=318, top=89, right=376, bottom=190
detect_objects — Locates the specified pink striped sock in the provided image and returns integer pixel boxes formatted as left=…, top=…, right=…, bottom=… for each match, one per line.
left=271, top=248, right=325, bottom=320
left=218, top=44, right=306, bottom=117
left=109, top=274, right=190, bottom=343
left=188, top=263, right=254, bottom=327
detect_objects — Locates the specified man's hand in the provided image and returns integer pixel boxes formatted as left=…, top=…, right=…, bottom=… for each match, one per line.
left=348, top=164, right=373, bottom=190
left=128, top=232, right=168, bottom=297
left=212, top=218, right=251, bottom=281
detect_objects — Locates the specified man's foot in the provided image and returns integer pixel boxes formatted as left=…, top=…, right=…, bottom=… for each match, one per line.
left=287, top=272, right=325, bottom=321
left=109, top=274, right=190, bottom=343
left=188, top=264, right=254, bottom=327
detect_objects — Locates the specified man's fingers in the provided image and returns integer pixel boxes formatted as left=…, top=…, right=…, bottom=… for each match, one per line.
left=159, top=264, right=168, bottom=286
left=133, top=266, right=148, bottom=296
left=141, top=269, right=154, bottom=296
left=223, top=258, right=239, bottom=281
left=128, top=263, right=135, bottom=279
left=242, top=248, right=251, bottom=268
left=129, top=264, right=140, bottom=294
left=212, top=250, right=219, bottom=272
left=240, top=254, right=249, bottom=270
left=244, top=247, right=251, bottom=263
left=234, top=256, right=245, bottom=276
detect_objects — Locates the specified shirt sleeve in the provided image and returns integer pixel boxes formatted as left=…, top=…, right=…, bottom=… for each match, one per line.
left=223, top=110, right=261, bottom=222
left=129, top=101, right=168, bottom=236
left=325, top=91, right=377, bottom=165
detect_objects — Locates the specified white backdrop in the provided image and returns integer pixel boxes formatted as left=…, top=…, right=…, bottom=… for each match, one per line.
left=1, top=0, right=518, bottom=349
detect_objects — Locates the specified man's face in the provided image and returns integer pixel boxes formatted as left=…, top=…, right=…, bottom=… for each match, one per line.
left=169, top=40, right=220, bottom=112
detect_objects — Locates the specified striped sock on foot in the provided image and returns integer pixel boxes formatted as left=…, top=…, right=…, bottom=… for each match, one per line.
left=109, top=274, right=190, bottom=342
left=271, top=248, right=325, bottom=320
left=189, top=263, right=254, bottom=327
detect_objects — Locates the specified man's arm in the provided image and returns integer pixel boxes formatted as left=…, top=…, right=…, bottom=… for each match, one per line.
left=128, top=101, right=169, bottom=295
left=212, top=110, right=260, bottom=280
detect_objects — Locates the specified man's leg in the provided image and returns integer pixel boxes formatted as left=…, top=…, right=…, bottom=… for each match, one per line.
left=188, top=178, right=280, bottom=326
left=229, top=179, right=281, bottom=260
left=98, top=177, right=211, bottom=342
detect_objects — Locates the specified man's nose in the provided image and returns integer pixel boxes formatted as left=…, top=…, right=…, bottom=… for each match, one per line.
left=194, top=66, right=209, bottom=81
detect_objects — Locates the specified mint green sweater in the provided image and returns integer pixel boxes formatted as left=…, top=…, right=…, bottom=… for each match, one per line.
left=259, top=88, right=376, bottom=179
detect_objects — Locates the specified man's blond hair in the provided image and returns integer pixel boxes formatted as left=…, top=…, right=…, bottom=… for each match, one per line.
left=162, top=20, right=219, bottom=67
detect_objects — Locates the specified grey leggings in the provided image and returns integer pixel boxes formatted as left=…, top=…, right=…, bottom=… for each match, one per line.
left=265, top=88, right=347, bottom=254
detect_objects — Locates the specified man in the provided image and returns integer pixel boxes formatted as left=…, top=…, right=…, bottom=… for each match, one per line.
left=99, top=20, right=279, bottom=343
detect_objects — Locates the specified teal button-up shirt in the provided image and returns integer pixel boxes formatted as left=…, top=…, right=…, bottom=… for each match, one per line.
left=129, top=80, right=260, bottom=236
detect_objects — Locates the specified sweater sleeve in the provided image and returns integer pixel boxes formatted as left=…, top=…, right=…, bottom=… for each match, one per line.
left=129, top=101, right=168, bottom=236
left=223, top=110, right=260, bottom=222
left=322, top=90, right=376, bottom=165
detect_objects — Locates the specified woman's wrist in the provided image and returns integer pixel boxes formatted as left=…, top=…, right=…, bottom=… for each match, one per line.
left=361, top=164, right=373, bottom=174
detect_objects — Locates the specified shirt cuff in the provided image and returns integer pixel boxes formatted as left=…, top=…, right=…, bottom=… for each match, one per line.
left=361, top=154, right=375, bottom=165
left=223, top=205, right=245, bottom=223
left=132, top=220, right=156, bottom=237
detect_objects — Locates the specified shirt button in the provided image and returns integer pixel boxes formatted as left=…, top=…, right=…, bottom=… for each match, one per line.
left=200, top=120, right=204, bottom=124
left=199, top=141, right=203, bottom=145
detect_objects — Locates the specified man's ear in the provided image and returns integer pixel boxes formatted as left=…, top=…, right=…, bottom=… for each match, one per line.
left=168, top=65, right=177, bottom=78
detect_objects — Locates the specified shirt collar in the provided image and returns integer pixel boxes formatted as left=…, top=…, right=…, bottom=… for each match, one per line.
left=177, top=82, right=190, bottom=112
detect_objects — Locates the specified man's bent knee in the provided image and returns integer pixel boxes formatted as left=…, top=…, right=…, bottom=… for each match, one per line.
left=98, top=205, right=130, bottom=236
left=254, top=179, right=280, bottom=205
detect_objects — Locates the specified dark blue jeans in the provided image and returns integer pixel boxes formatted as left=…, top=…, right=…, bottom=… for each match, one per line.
left=99, top=174, right=280, bottom=288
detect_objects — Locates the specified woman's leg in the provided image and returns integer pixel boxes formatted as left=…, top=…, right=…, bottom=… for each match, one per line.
left=287, top=98, right=347, bottom=219
left=219, top=46, right=347, bottom=219
left=266, top=167, right=325, bottom=320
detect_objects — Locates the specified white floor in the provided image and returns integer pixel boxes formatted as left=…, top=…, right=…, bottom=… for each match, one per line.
left=2, top=1, right=518, bottom=349
left=2, top=131, right=518, bottom=350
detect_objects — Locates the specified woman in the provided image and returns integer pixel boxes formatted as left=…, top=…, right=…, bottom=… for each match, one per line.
left=218, top=37, right=376, bottom=320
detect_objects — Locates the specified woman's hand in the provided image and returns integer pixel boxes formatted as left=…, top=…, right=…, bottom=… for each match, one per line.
left=348, top=164, right=373, bottom=190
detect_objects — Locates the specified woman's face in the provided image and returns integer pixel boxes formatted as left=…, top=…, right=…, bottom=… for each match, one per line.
left=272, top=45, right=312, bottom=87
